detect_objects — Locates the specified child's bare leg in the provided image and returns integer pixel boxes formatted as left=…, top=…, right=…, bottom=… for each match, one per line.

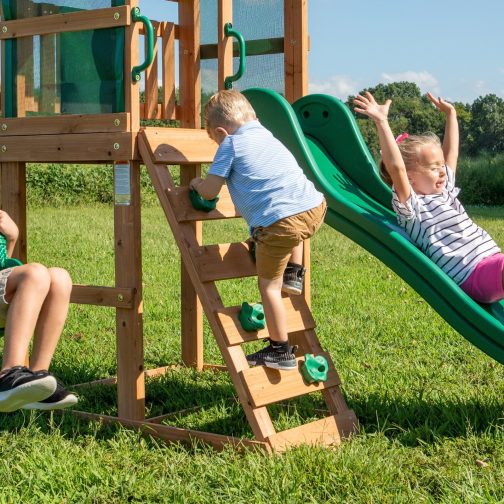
left=1, top=264, right=51, bottom=374
left=258, top=276, right=288, bottom=343
left=30, top=268, right=72, bottom=372
left=289, top=241, right=303, bottom=265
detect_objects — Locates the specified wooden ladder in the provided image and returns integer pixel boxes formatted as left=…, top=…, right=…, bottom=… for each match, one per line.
left=139, top=129, right=358, bottom=451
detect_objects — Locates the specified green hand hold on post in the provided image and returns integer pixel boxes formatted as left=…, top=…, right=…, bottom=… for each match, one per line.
left=238, top=302, right=266, bottom=331
left=189, top=189, right=219, bottom=212
left=301, top=354, right=329, bottom=383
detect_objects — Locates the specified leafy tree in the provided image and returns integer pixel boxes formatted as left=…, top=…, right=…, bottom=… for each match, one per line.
left=347, top=82, right=444, bottom=158
left=469, top=94, right=504, bottom=154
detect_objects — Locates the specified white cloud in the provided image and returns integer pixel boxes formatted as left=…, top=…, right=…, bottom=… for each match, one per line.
left=308, top=75, right=359, bottom=99
left=474, top=79, right=486, bottom=91
left=381, top=71, right=440, bottom=95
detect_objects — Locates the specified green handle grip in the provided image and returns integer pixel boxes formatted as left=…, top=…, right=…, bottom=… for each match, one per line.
left=224, top=23, right=246, bottom=90
left=131, top=7, right=154, bottom=83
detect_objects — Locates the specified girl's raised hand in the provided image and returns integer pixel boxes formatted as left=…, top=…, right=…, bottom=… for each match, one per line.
left=353, top=91, right=391, bottom=123
left=427, top=92, right=456, bottom=115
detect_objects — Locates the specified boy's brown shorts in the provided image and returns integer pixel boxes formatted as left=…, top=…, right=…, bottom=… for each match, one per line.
left=252, top=199, right=327, bottom=280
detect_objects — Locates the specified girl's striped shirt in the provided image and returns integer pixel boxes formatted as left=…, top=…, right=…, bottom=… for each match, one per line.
left=392, top=166, right=500, bottom=285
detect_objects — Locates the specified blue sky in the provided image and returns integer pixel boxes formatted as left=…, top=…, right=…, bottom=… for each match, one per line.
left=141, top=1, right=504, bottom=104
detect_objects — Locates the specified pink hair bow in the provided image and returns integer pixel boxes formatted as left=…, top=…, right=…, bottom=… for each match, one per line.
left=395, top=133, right=409, bottom=144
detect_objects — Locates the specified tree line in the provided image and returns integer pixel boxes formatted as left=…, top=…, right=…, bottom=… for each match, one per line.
left=346, top=82, right=504, bottom=158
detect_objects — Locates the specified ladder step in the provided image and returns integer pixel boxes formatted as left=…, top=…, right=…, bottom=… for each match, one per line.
left=216, top=296, right=316, bottom=346
left=143, top=127, right=217, bottom=164
left=168, top=186, right=241, bottom=222
left=195, top=242, right=256, bottom=282
left=267, top=414, right=345, bottom=452
left=240, top=353, right=341, bottom=408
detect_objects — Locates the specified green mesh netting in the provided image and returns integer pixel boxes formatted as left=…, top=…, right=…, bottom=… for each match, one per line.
left=200, top=0, right=285, bottom=98
left=2, top=1, right=125, bottom=117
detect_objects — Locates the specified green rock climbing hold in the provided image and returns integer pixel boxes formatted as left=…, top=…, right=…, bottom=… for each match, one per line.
left=301, top=354, right=329, bottom=383
left=189, top=189, right=219, bottom=212
left=238, top=302, right=266, bottom=331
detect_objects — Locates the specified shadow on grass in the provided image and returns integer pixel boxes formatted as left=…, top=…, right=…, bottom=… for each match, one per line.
left=1, top=369, right=502, bottom=449
left=349, top=391, right=503, bottom=446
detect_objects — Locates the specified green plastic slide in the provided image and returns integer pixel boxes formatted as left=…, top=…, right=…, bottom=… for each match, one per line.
left=243, top=88, right=504, bottom=364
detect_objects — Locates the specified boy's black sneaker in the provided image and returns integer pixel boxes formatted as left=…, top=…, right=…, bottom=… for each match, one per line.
left=246, top=342, right=298, bottom=371
left=23, top=379, right=78, bottom=411
left=282, top=262, right=306, bottom=296
left=0, top=366, right=57, bottom=413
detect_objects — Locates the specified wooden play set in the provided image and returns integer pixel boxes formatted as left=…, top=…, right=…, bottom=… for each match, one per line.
left=0, top=0, right=358, bottom=452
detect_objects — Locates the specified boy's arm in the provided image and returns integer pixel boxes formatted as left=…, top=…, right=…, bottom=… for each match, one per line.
left=354, top=92, right=411, bottom=204
left=190, top=174, right=225, bottom=200
left=427, top=93, right=459, bottom=173
left=0, top=210, right=19, bottom=257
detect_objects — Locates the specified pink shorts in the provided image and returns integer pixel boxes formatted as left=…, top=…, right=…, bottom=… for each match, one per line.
left=460, top=253, right=504, bottom=304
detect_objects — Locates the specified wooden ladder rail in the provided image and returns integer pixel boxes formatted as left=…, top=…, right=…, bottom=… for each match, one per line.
left=139, top=131, right=358, bottom=449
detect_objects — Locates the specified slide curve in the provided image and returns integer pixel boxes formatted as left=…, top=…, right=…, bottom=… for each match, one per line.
left=243, top=88, right=504, bottom=364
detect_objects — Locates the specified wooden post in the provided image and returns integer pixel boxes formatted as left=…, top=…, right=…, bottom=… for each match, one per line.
left=115, top=0, right=144, bottom=420
left=0, top=162, right=27, bottom=263
left=125, top=0, right=140, bottom=132
left=161, top=22, right=176, bottom=120
left=218, top=0, right=233, bottom=91
left=284, top=0, right=311, bottom=305
left=178, top=0, right=203, bottom=370
left=114, top=160, right=144, bottom=420
left=145, top=21, right=160, bottom=119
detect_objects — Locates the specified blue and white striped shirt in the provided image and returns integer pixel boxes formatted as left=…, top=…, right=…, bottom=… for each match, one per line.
left=392, top=166, right=500, bottom=285
left=208, top=120, right=323, bottom=228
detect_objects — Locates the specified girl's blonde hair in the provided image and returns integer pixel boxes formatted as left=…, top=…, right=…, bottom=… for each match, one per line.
left=204, top=90, right=256, bottom=132
left=379, top=132, right=442, bottom=186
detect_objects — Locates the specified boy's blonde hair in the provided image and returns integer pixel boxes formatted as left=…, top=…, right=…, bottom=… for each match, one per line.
left=204, top=90, right=256, bottom=132
left=379, top=132, right=442, bottom=186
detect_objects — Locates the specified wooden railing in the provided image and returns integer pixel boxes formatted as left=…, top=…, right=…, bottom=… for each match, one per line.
left=140, top=21, right=178, bottom=121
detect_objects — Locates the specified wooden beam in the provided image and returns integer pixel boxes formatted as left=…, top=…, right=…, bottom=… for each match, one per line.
left=70, top=285, right=134, bottom=309
left=0, top=132, right=136, bottom=162
left=0, top=6, right=131, bottom=39
left=0, top=113, right=130, bottom=136
left=71, top=411, right=270, bottom=453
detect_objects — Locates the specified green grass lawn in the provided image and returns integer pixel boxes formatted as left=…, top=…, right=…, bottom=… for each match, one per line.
left=0, top=204, right=503, bottom=503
